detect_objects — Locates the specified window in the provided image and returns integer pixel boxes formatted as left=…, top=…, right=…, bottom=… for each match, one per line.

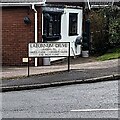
left=43, top=13, right=62, bottom=41
left=69, top=13, right=78, bottom=36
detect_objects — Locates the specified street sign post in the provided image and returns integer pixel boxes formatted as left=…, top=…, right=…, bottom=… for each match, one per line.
left=28, top=42, right=70, bottom=77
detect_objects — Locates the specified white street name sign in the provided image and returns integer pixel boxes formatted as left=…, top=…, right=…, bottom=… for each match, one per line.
left=29, top=42, right=69, bottom=57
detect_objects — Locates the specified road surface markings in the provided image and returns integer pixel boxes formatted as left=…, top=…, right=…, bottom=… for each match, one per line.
left=70, top=108, right=119, bottom=112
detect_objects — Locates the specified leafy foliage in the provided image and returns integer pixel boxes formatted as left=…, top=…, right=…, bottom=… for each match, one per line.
left=90, top=6, right=120, bottom=54
left=109, top=17, right=120, bottom=46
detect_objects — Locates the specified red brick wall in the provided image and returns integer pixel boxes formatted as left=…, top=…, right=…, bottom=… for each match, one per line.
left=2, top=6, right=42, bottom=66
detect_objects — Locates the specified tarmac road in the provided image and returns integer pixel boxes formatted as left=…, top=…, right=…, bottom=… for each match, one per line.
left=2, top=80, right=118, bottom=118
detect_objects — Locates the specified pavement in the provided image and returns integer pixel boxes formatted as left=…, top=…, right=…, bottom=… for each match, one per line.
left=1, top=57, right=120, bottom=92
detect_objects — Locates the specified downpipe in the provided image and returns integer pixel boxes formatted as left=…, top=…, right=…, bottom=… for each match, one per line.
left=32, top=4, right=38, bottom=67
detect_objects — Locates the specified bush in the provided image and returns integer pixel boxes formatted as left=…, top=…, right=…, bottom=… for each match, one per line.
left=109, top=17, right=120, bottom=47
left=90, top=6, right=120, bottom=55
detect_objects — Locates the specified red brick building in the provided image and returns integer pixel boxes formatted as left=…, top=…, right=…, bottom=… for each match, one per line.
left=1, top=0, right=88, bottom=66
left=2, top=1, right=45, bottom=66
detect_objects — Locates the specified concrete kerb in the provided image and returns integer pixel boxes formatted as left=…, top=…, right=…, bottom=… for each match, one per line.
left=1, top=74, right=120, bottom=92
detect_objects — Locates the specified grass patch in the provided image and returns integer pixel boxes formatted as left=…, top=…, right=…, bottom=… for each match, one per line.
left=97, top=47, right=120, bottom=61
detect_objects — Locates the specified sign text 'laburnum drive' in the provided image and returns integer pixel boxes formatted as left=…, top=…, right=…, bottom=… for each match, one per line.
left=29, top=43, right=69, bottom=57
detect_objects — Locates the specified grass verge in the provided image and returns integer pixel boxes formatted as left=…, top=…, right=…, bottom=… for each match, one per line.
left=97, top=47, right=120, bottom=61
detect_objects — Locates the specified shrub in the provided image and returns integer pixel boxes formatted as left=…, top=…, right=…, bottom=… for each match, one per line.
left=90, top=6, right=120, bottom=54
